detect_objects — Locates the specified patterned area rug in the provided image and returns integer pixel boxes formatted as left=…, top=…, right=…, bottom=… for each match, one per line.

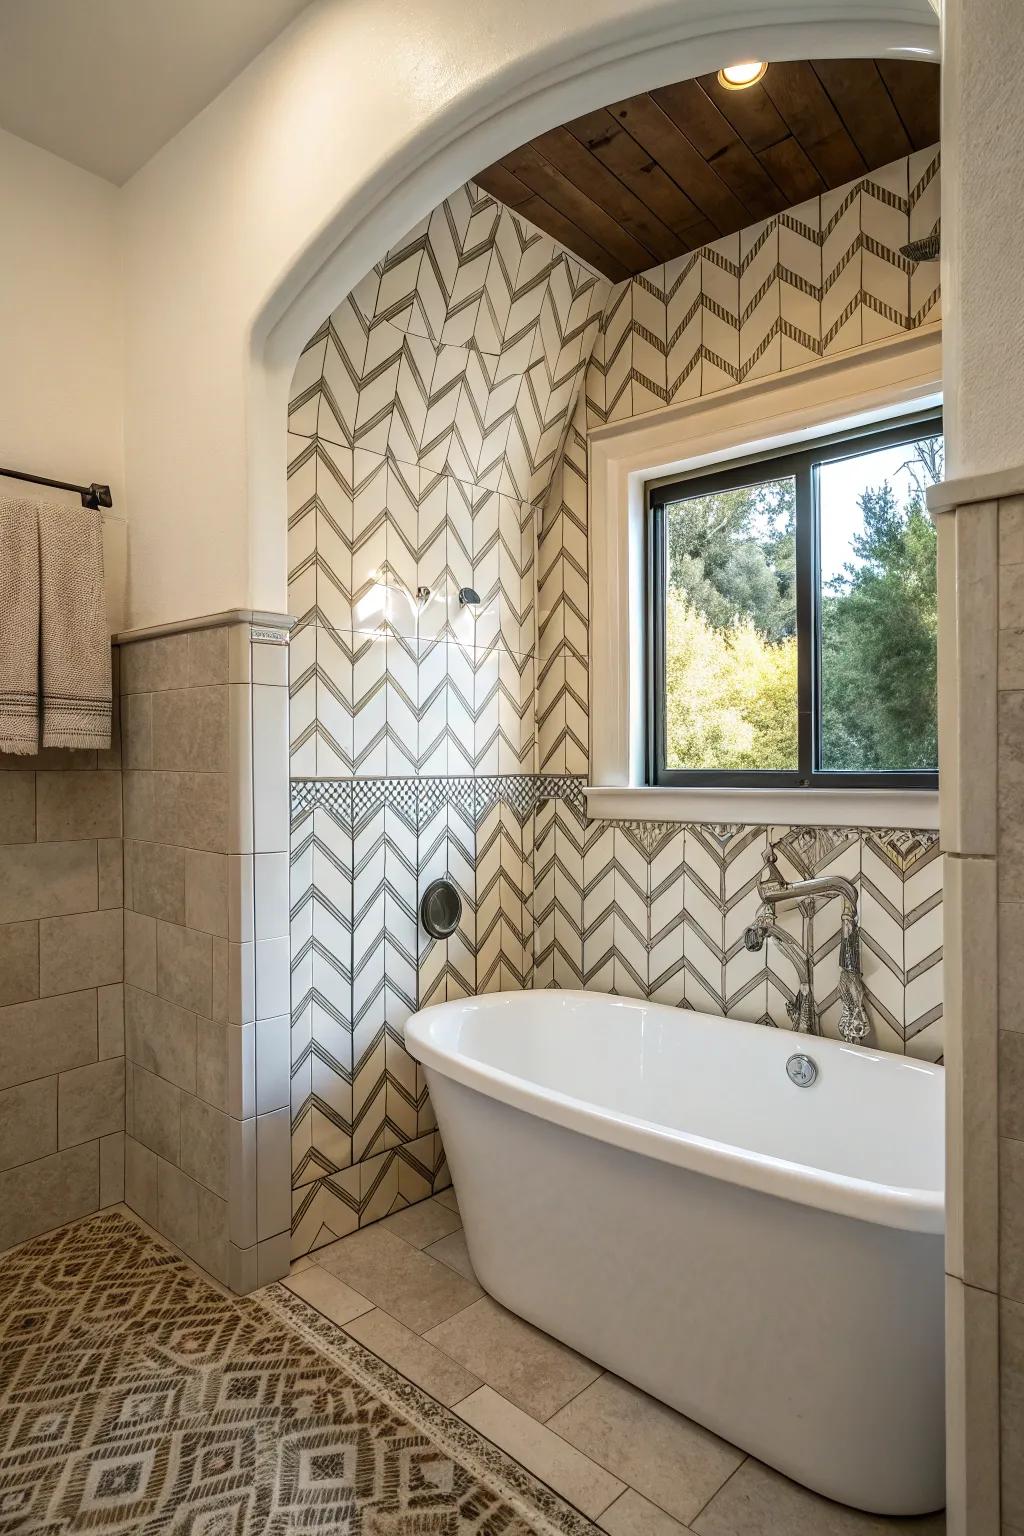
left=0, top=1210, right=597, bottom=1534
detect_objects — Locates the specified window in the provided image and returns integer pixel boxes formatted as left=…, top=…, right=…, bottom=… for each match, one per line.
left=647, top=411, right=942, bottom=789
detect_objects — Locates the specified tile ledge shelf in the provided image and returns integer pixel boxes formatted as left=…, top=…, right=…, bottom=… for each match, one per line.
left=928, top=464, right=1024, bottom=514
left=115, top=609, right=297, bottom=645
left=584, top=785, right=940, bottom=830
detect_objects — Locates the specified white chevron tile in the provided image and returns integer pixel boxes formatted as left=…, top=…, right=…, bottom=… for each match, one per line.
left=779, top=196, right=822, bottom=369
left=664, top=252, right=702, bottom=404
left=630, top=264, right=668, bottom=413
left=821, top=175, right=863, bottom=355
left=740, top=218, right=781, bottom=382
left=909, top=145, right=940, bottom=328
left=862, top=157, right=910, bottom=342
left=288, top=333, right=329, bottom=437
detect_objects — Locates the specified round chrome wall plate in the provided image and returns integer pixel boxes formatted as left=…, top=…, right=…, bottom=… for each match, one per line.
left=420, top=878, right=462, bottom=939
left=786, top=1052, right=818, bottom=1088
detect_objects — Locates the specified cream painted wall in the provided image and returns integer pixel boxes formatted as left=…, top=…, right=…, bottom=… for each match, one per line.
left=0, top=128, right=126, bottom=624
left=118, top=0, right=939, bottom=629
left=940, top=0, right=1024, bottom=478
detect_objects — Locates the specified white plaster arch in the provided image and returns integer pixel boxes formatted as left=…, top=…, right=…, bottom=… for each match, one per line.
left=120, top=0, right=938, bottom=629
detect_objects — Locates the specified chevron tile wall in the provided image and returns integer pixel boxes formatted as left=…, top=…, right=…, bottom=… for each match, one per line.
left=286, top=150, right=944, bottom=1257
left=531, top=787, right=944, bottom=1061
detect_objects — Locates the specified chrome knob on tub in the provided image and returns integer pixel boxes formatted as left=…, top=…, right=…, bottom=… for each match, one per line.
left=420, top=878, right=462, bottom=939
left=786, top=1053, right=818, bottom=1088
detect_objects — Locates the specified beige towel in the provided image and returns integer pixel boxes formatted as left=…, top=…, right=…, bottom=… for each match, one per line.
left=0, top=497, right=41, bottom=755
left=38, top=501, right=111, bottom=751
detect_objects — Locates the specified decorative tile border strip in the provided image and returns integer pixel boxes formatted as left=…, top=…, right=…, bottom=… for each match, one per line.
left=291, top=774, right=587, bottom=828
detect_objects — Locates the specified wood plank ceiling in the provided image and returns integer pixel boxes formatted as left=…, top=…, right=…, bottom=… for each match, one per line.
left=474, top=60, right=939, bottom=280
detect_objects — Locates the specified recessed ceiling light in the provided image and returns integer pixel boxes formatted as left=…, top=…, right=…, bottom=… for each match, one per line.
left=717, top=61, right=768, bottom=90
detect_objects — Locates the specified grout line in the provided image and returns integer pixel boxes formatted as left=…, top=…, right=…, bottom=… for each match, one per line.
left=687, top=1454, right=748, bottom=1526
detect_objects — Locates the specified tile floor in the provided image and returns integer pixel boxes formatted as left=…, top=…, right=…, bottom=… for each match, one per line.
left=278, top=1191, right=946, bottom=1534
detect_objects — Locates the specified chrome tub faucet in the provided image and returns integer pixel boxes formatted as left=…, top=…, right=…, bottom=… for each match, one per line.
left=742, top=845, right=871, bottom=1045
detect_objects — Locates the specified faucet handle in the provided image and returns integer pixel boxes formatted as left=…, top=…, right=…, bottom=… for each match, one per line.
left=759, top=844, right=786, bottom=893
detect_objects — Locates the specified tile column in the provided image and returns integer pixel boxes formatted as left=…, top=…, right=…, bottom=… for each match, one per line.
left=119, top=611, right=293, bottom=1293
left=931, top=475, right=1024, bottom=1536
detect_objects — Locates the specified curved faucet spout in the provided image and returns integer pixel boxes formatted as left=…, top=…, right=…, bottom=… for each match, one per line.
left=757, top=847, right=859, bottom=921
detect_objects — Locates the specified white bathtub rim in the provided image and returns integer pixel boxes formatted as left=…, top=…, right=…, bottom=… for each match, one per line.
left=406, top=993, right=944, bottom=1237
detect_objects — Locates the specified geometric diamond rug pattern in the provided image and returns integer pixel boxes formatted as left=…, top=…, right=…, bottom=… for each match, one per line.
left=0, top=1210, right=595, bottom=1534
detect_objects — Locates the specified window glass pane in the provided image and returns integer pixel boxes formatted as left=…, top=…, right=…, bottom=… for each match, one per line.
left=817, top=433, right=942, bottom=773
left=662, top=476, right=798, bottom=771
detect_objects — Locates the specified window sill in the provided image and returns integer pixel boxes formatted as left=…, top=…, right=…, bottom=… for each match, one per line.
left=583, top=785, right=939, bottom=830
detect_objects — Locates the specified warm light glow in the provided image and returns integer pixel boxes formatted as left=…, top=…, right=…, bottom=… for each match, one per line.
left=717, top=61, right=768, bottom=90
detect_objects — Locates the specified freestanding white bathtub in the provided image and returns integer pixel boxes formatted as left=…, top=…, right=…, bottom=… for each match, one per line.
left=406, top=990, right=945, bottom=1516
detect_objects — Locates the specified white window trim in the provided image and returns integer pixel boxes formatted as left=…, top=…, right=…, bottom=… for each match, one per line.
left=587, top=326, right=942, bottom=829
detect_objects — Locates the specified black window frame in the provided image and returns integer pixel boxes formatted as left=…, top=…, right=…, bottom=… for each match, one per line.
left=646, top=408, right=943, bottom=790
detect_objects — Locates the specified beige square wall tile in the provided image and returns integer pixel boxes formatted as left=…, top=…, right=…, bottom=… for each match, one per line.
left=129, top=1063, right=181, bottom=1164
left=98, top=838, right=124, bottom=909
left=0, top=990, right=97, bottom=1090
left=125, top=984, right=196, bottom=1091
left=36, top=771, right=122, bottom=841
left=946, top=1274, right=1000, bottom=1536
left=99, top=1131, right=124, bottom=1206
left=179, top=1092, right=229, bottom=1198
left=0, top=1075, right=57, bottom=1170
left=127, top=840, right=185, bottom=924
left=0, top=920, right=39, bottom=1005
left=0, top=1141, right=98, bottom=1251
left=457, top=1386, right=626, bottom=1520
left=124, top=909, right=157, bottom=993
left=424, top=1296, right=601, bottom=1421
left=185, top=850, right=230, bottom=938
left=124, top=1133, right=159, bottom=1226
left=176, top=772, right=230, bottom=854
left=0, top=840, right=97, bottom=924
left=119, top=634, right=190, bottom=694
left=548, top=1374, right=743, bottom=1528
left=1001, top=901, right=1024, bottom=1034
left=0, top=772, right=35, bottom=844
left=152, top=686, right=229, bottom=773
left=58, top=1057, right=125, bottom=1148
left=189, top=627, right=230, bottom=687
left=1004, top=1136, right=1024, bottom=1304
left=156, top=920, right=213, bottom=1017
left=121, top=692, right=153, bottom=769
left=98, top=983, right=125, bottom=1058
left=39, top=908, right=123, bottom=996
left=1004, top=1296, right=1024, bottom=1530
left=1002, top=1029, right=1024, bottom=1142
